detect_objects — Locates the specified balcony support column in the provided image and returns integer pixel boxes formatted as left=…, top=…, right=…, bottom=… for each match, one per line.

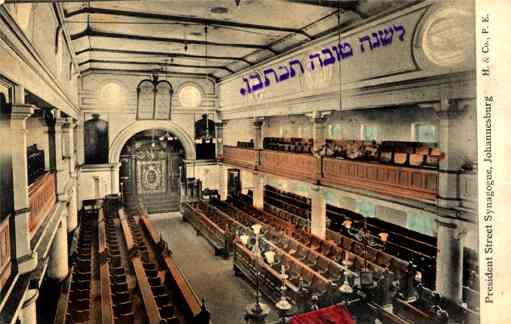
left=253, top=118, right=264, bottom=150
left=434, top=100, right=470, bottom=208
left=10, top=101, right=38, bottom=274
left=48, top=111, right=68, bottom=203
left=218, top=163, right=228, bottom=200
left=307, top=110, right=331, bottom=179
left=253, top=172, right=265, bottom=209
left=48, top=214, right=69, bottom=281
left=310, top=185, right=326, bottom=239
left=435, top=219, right=465, bottom=303
left=215, top=121, right=226, bottom=158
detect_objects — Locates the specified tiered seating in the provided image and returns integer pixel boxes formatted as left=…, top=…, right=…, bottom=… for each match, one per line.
left=224, top=197, right=295, bottom=235
left=233, top=240, right=337, bottom=313
left=66, top=209, right=95, bottom=322
left=322, top=140, right=442, bottom=169
left=263, top=137, right=313, bottom=153
left=56, top=197, right=209, bottom=324
left=327, top=204, right=437, bottom=289
left=102, top=209, right=134, bottom=322
left=263, top=185, right=311, bottom=227
left=228, top=195, right=413, bottom=298
left=182, top=202, right=230, bottom=256
left=124, top=212, right=180, bottom=324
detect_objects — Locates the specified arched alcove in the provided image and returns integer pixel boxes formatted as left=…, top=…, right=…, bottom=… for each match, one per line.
left=109, top=120, right=196, bottom=164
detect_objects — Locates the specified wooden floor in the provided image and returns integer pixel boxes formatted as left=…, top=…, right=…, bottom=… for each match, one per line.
left=150, top=212, right=280, bottom=324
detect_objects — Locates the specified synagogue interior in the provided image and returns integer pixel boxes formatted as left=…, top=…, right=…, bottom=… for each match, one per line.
left=0, top=0, right=479, bottom=323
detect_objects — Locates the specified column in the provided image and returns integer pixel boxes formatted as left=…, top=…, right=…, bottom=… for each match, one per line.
left=435, top=219, right=464, bottom=302
left=68, top=187, right=78, bottom=233
left=110, top=162, right=121, bottom=194
left=19, top=288, right=38, bottom=324
left=435, top=100, right=466, bottom=208
left=307, top=110, right=331, bottom=178
left=10, top=97, right=38, bottom=274
left=75, top=120, right=85, bottom=166
left=253, top=172, right=265, bottom=209
left=47, top=215, right=69, bottom=281
left=253, top=118, right=264, bottom=150
left=310, top=185, right=326, bottom=239
left=215, top=121, right=225, bottom=159
left=53, top=111, right=68, bottom=203
left=307, top=110, right=331, bottom=152
left=218, top=164, right=228, bottom=200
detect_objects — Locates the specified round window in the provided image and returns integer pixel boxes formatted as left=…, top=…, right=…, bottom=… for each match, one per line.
left=178, top=84, right=203, bottom=108
left=421, top=7, right=474, bottom=67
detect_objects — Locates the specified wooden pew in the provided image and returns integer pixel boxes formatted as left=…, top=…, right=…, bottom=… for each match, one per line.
left=131, top=256, right=163, bottom=324
left=139, top=215, right=203, bottom=319
left=97, top=209, right=115, bottom=324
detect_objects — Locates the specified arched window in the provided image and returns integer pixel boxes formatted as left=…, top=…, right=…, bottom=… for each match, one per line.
left=136, top=76, right=173, bottom=120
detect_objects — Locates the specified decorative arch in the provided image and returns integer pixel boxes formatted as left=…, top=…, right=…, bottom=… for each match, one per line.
left=109, top=120, right=196, bottom=164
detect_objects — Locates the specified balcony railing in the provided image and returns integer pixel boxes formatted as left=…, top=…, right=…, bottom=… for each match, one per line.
left=28, top=172, right=56, bottom=235
left=259, top=150, right=318, bottom=182
left=221, top=146, right=441, bottom=202
left=222, top=145, right=258, bottom=169
left=322, top=158, right=438, bottom=201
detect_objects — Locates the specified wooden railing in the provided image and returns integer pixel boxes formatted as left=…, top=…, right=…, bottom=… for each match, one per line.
left=0, top=218, right=11, bottom=292
left=322, top=158, right=438, bottom=201
left=259, top=150, right=318, bottom=182
left=221, top=147, right=440, bottom=202
left=222, top=145, right=258, bottom=169
left=28, top=172, right=56, bottom=234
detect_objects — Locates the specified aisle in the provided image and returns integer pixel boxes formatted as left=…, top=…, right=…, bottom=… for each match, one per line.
left=150, top=213, right=280, bottom=324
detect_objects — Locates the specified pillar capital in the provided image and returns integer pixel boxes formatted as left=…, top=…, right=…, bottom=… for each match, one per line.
left=10, top=104, right=35, bottom=122
left=431, top=99, right=469, bottom=120
left=215, top=120, right=227, bottom=128
left=110, top=162, right=122, bottom=170
left=306, top=110, right=333, bottom=124
left=252, top=117, right=265, bottom=129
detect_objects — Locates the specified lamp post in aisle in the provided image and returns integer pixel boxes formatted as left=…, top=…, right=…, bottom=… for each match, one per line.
left=245, top=224, right=271, bottom=324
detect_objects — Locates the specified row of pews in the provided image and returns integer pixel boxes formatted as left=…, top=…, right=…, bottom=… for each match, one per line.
left=183, top=196, right=479, bottom=324
left=264, top=185, right=438, bottom=289
left=182, top=197, right=416, bottom=319
left=261, top=137, right=442, bottom=169
left=55, top=197, right=209, bottom=324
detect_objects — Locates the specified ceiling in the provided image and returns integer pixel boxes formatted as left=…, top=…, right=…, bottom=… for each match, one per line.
left=59, top=0, right=415, bottom=80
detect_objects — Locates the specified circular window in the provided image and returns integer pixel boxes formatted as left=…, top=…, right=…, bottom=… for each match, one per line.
left=178, top=84, right=203, bottom=108
left=99, top=82, right=126, bottom=108
left=421, top=7, right=474, bottom=67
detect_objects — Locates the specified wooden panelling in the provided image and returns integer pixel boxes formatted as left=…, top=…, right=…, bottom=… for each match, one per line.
left=0, top=218, right=11, bottom=291
left=223, top=149, right=440, bottom=202
left=259, top=150, right=318, bottom=182
left=322, top=158, right=438, bottom=201
left=28, top=172, right=56, bottom=234
left=222, top=146, right=258, bottom=169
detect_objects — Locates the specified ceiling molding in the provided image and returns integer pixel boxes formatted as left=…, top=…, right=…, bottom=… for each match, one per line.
left=81, top=68, right=220, bottom=82
left=70, top=28, right=274, bottom=52
left=78, top=59, right=234, bottom=73
left=74, top=48, right=252, bottom=65
left=64, top=6, right=312, bottom=39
